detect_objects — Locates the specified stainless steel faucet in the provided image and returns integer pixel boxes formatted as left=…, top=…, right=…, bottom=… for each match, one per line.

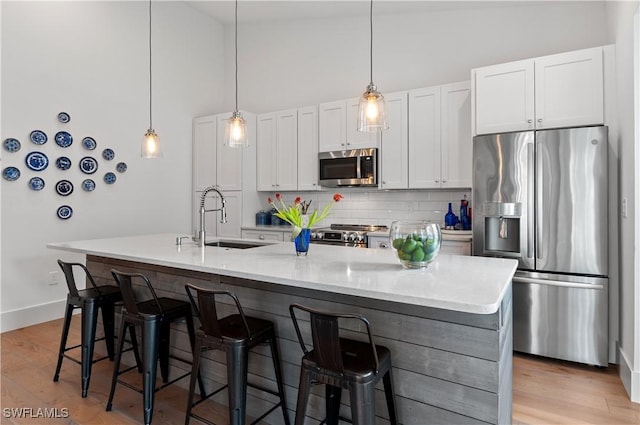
left=195, top=185, right=227, bottom=247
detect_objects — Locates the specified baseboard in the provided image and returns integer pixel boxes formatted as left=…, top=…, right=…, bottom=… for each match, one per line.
left=0, top=299, right=66, bottom=333
left=618, top=342, right=640, bottom=403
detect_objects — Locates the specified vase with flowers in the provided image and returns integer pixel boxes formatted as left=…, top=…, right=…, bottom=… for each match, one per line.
left=268, top=192, right=343, bottom=255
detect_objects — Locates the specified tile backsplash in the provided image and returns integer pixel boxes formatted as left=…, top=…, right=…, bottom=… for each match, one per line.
left=258, top=189, right=472, bottom=228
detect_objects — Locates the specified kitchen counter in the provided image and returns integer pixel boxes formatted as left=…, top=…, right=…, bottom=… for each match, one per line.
left=48, top=234, right=516, bottom=424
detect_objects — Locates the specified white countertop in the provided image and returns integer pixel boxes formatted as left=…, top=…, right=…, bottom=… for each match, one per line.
left=47, top=233, right=516, bottom=315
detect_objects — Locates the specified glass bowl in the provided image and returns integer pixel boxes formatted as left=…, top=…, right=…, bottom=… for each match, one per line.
left=389, top=221, right=441, bottom=269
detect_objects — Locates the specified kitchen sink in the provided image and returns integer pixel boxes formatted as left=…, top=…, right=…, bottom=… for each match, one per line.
left=205, top=240, right=270, bottom=249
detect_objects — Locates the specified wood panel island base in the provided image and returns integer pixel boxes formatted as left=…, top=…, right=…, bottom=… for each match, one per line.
left=48, top=234, right=517, bottom=425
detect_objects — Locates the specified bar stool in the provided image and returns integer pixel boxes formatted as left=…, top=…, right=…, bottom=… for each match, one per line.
left=289, top=304, right=399, bottom=425
left=53, top=259, right=140, bottom=397
left=106, top=269, right=205, bottom=425
left=184, top=283, right=290, bottom=425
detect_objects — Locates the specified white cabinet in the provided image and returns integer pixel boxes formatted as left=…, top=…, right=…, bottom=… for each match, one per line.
left=193, top=190, right=242, bottom=239
left=297, top=106, right=320, bottom=191
left=380, top=91, right=408, bottom=189
left=473, top=46, right=603, bottom=135
left=409, top=81, right=471, bottom=189
left=257, top=109, right=298, bottom=191
left=368, top=235, right=391, bottom=249
left=241, top=229, right=285, bottom=242
left=318, top=99, right=379, bottom=152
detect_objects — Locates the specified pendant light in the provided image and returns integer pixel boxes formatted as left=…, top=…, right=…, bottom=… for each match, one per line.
left=357, top=0, right=388, bottom=132
left=225, top=0, right=248, bottom=148
left=141, top=0, right=161, bottom=158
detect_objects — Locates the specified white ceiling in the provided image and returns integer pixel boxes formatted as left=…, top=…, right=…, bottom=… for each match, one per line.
left=184, top=0, right=547, bottom=25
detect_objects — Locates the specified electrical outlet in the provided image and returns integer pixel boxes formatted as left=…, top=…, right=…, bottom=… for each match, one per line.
left=622, top=198, right=628, bottom=218
left=49, top=271, right=61, bottom=285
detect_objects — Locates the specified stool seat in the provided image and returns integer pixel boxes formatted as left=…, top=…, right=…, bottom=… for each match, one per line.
left=304, top=337, right=392, bottom=378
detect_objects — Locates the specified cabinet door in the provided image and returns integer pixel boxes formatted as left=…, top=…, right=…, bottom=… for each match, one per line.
left=241, top=229, right=284, bottom=242
left=217, top=191, right=242, bottom=238
left=380, top=91, right=408, bottom=189
left=346, top=98, right=380, bottom=149
left=441, top=240, right=471, bottom=256
left=318, top=100, right=347, bottom=152
left=368, top=236, right=391, bottom=249
left=256, top=113, right=277, bottom=191
left=535, top=46, right=603, bottom=129
left=441, top=81, right=472, bottom=188
left=275, top=109, right=298, bottom=191
left=409, top=86, right=441, bottom=189
left=193, top=116, right=217, bottom=191
left=297, top=106, right=320, bottom=191
left=474, top=59, right=534, bottom=135
left=215, top=115, right=243, bottom=191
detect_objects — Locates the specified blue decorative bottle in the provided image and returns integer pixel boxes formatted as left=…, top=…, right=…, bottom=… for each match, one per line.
left=444, top=203, right=458, bottom=229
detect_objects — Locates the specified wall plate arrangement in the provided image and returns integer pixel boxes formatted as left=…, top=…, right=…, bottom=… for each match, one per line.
left=56, top=205, right=73, bottom=220
left=25, top=151, right=49, bottom=171
left=2, top=166, right=20, bottom=181
left=55, top=131, right=73, bottom=148
left=79, top=156, right=98, bottom=174
left=55, top=179, right=73, bottom=196
left=3, top=138, right=21, bottom=152
left=57, top=112, right=70, bottom=124
left=56, top=156, right=72, bottom=170
left=30, top=130, right=47, bottom=145
left=28, top=177, right=45, bottom=191
left=104, top=172, right=116, bottom=184
left=116, top=162, right=127, bottom=173
left=82, top=137, right=97, bottom=150
left=102, top=148, right=114, bottom=161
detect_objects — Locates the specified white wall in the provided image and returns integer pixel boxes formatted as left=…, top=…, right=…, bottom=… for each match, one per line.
left=0, top=1, right=224, bottom=331
left=605, top=0, right=640, bottom=403
left=221, top=1, right=608, bottom=113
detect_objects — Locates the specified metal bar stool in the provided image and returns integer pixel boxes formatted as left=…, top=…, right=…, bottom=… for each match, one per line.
left=53, top=259, right=141, bottom=397
left=106, top=269, right=205, bottom=425
left=184, top=283, right=290, bottom=425
left=289, top=304, right=399, bottom=425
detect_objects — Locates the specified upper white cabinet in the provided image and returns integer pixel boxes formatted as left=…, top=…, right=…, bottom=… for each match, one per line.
left=297, top=106, right=320, bottom=191
left=473, top=46, right=603, bottom=135
left=257, top=109, right=298, bottom=191
left=380, top=91, right=408, bottom=189
left=193, top=114, right=243, bottom=192
left=409, top=81, right=471, bottom=189
left=318, top=99, right=379, bottom=152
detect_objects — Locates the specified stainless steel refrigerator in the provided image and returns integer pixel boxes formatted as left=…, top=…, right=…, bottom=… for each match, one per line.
left=472, top=126, right=608, bottom=366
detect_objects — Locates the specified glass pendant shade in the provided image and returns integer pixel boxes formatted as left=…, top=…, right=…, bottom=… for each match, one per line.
left=141, top=128, right=162, bottom=158
left=357, top=83, right=388, bottom=132
left=225, top=111, right=248, bottom=148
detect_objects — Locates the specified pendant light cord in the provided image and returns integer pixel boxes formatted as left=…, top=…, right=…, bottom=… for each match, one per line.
left=149, top=0, right=153, bottom=129
left=369, top=0, right=373, bottom=85
left=234, top=0, right=239, bottom=112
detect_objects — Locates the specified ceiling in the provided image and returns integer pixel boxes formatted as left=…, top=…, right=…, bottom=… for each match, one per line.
left=184, top=0, right=546, bottom=25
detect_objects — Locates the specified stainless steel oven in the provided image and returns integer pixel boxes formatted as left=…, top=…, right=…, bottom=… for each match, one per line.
left=318, top=148, right=377, bottom=187
left=310, top=224, right=388, bottom=248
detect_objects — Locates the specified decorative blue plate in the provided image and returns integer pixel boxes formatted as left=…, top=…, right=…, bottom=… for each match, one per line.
left=56, top=156, right=72, bottom=170
left=104, top=172, right=116, bottom=184
left=55, top=180, right=73, bottom=196
left=116, top=162, right=127, bottom=173
left=2, top=166, right=20, bottom=181
left=55, top=131, right=73, bottom=148
left=3, top=138, right=21, bottom=153
left=30, top=130, right=47, bottom=145
left=25, top=151, right=49, bottom=171
left=79, top=156, right=98, bottom=174
left=82, top=179, right=96, bottom=192
left=57, top=112, right=70, bottom=123
left=82, top=137, right=97, bottom=150
left=57, top=205, right=73, bottom=220
left=28, top=177, right=45, bottom=191
left=102, top=148, right=115, bottom=161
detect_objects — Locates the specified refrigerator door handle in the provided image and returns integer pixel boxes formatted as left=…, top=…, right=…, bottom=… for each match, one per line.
left=526, top=142, right=534, bottom=260
left=513, top=276, right=604, bottom=290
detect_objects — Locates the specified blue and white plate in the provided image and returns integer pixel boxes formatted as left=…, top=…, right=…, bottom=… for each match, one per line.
left=56, top=156, right=72, bottom=171
left=55, top=180, right=73, bottom=196
left=57, top=112, right=70, bottom=124
left=116, top=162, right=127, bottom=173
left=55, top=131, right=73, bottom=148
left=102, top=148, right=115, bottom=161
left=79, top=156, right=98, bottom=174
left=2, top=166, right=20, bottom=181
left=82, top=179, right=96, bottom=192
left=28, top=177, right=45, bottom=191
left=25, top=151, right=49, bottom=171
left=30, top=130, right=47, bottom=145
left=3, top=138, right=21, bottom=153
left=82, top=137, right=97, bottom=150
left=57, top=205, right=73, bottom=220
left=104, top=172, right=116, bottom=184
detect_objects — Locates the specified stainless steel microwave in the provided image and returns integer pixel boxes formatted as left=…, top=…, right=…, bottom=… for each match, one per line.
left=318, top=148, right=378, bottom=187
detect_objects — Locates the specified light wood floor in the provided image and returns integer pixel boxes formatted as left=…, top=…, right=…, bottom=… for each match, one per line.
left=1, top=316, right=639, bottom=425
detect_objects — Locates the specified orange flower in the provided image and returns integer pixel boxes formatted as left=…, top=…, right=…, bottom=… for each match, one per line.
left=267, top=197, right=273, bottom=204
left=295, top=197, right=302, bottom=205
left=333, top=193, right=343, bottom=202
left=275, top=193, right=282, bottom=201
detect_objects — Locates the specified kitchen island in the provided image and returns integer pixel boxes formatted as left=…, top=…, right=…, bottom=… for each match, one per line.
left=48, top=234, right=517, bottom=425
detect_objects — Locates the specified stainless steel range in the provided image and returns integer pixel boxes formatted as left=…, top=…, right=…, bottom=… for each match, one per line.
left=310, top=224, right=388, bottom=248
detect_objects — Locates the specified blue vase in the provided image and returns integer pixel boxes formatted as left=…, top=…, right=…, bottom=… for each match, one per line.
left=294, top=228, right=311, bottom=256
